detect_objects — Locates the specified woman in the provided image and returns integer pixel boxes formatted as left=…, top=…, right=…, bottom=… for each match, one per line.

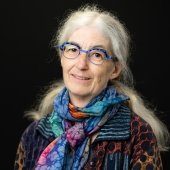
left=14, top=4, right=169, bottom=170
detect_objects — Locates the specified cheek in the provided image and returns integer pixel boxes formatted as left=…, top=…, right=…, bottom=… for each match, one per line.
left=61, top=58, right=71, bottom=73
left=94, top=69, right=111, bottom=84
left=95, top=65, right=115, bottom=83
left=61, top=61, right=69, bottom=81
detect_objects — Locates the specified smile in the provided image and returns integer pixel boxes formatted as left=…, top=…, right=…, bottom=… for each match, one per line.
left=72, top=74, right=90, bottom=80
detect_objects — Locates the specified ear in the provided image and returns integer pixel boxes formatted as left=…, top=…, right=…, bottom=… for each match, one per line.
left=109, top=62, right=122, bottom=80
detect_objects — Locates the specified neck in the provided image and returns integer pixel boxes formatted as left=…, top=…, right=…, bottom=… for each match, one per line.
left=69, top=93, right=93, bottom=108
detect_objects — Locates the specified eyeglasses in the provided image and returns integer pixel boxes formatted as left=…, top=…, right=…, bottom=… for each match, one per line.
left=55, top=42, right=116, bottom=65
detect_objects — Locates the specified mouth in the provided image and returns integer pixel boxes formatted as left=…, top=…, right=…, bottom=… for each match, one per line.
left=71, top=74, right=91, bottom=80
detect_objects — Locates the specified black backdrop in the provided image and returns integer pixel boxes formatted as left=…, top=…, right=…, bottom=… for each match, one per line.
left=1, top=0, right=170, bottom=169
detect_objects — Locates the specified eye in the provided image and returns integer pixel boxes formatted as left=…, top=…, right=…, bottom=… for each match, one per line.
left=89, top=50, right=105, bottom=61
left=64, top=44, right=79, bottom=53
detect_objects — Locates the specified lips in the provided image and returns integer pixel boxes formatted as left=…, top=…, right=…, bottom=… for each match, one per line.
left=71, top=74, right=90, bottom=80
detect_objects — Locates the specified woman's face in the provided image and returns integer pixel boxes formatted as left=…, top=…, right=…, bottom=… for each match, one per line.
left=61, top=26, right=121, bottom=107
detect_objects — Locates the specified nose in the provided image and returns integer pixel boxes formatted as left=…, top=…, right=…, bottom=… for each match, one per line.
left=75, top=49, right=89, bottom=69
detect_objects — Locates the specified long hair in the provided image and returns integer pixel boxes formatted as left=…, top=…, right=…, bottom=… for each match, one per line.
left=25, top=4, right=170, bottom=151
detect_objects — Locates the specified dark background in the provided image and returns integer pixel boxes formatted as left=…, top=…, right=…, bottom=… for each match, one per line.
left=1, top=0, right=170, bottom=169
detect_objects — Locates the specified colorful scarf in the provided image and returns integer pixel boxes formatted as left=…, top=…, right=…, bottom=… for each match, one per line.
left=35, top=86, right=129, bottom=170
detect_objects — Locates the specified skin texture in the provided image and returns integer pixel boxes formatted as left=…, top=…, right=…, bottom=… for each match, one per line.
left=61, top=26, right=122, bottom=107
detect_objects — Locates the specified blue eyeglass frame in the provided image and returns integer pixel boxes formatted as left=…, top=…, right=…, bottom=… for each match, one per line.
left=55, top=42, right=116, bottom=61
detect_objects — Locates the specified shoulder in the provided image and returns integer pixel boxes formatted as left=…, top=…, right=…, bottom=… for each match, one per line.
left=117, top=105, right=157, bottom=142
left=115, top=105, right=155, bottom=139
left=115, top=105, right=156, bottom=141
left=131, top=113, right=155, bottom=135
left=21, top=116, right=55, bottom=142
left=20, top=120, right=40, bottom=141
left=19, top=117, right=55, bottom=152
left=130, top=113, right=157, bottom=146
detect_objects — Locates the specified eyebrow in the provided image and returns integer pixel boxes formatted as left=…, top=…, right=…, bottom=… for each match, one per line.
left=68, top=41, right=107, bottom=50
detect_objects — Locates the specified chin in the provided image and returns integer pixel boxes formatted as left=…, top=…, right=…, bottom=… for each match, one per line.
left=70, top=88, right=91, bottom=96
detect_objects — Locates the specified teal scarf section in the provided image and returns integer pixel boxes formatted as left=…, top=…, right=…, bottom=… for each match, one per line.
left=50, top=86, right=129, bottom=136
left=54, top=86, right=129, bottom=118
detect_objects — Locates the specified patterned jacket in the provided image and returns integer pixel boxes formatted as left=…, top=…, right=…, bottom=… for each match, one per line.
left=14, top=105, right=163, bottom=170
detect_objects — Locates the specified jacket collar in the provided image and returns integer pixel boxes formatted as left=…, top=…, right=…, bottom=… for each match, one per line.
left=94, top=105, right=131, bottom=143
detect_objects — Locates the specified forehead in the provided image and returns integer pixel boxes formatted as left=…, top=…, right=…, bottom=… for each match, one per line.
left=67, top=26, right=111, bottom=49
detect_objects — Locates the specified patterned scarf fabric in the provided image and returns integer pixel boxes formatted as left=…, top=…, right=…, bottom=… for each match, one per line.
left=35, top=86, right=129, bottom=170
